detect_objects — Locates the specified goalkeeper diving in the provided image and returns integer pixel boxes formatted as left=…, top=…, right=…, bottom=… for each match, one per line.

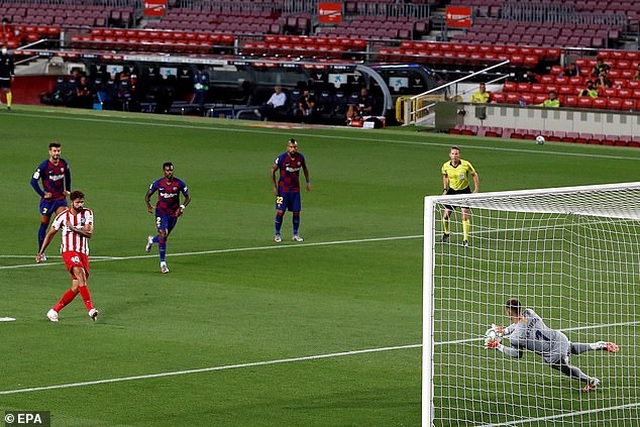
left=485, top=299, right=619, bottom=393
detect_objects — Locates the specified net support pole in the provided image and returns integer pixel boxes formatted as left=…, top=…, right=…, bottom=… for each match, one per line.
left=422, top=196, right=436, bottom=427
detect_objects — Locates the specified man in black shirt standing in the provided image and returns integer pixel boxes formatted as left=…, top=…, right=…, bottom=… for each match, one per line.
left=0, top=42, right=14, bottom=110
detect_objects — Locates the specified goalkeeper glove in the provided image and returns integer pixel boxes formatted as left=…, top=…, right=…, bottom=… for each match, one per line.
left=484, top=338, right=503, bottom=350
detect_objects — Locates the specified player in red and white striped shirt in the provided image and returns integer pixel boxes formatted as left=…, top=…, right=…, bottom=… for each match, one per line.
left=36, top=190, right=99, bottom=322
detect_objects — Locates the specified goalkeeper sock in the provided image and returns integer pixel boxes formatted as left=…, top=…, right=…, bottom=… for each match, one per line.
left=443, top=217, right=450, bottom=235
left=53, top=289, right=78, bottom=312
left=462, top=219, right=470, bottom=240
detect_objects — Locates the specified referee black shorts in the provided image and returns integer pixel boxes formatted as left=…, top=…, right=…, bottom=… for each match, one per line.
left=443, top=186, right=471, bottom=211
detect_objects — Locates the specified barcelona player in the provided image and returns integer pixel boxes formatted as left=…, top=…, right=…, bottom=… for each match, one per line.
left=145, top=162, right=191, bottom=274
left=36, top=190, right=99, bottom=322
left=30, top=141, right=71, bottom=260
left=270, top=138, right=311, bottom=242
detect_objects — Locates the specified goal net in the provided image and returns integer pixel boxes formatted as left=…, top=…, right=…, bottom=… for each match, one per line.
left=423, top=182, right=640, bottom=427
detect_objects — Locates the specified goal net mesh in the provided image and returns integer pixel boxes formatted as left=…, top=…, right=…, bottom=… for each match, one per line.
left=423, top=183, right=640, bottom=427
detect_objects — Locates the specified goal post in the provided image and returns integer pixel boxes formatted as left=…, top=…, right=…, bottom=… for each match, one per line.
left=423, top=182, right=640, bottom=427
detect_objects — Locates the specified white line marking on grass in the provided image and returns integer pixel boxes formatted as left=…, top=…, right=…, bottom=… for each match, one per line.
left=475, top=402, right=640, bottom=427
left=0, top=234, right=423, bottom=270
left=11, top=111, right=640, bottom=162
left=2, top=320, right=636, bottom=395
left=0, top=343, right=422, bottom=395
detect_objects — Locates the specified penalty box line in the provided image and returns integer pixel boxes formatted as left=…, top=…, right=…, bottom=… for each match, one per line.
left=0, top=343, right=422, bottom=396
left=4, top=318, right=637, bottom=396
left=0, top=234, right=423, bottom=270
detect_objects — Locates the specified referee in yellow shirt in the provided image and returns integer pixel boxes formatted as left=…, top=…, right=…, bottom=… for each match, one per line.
left=441, top=146, right=479, bottom=246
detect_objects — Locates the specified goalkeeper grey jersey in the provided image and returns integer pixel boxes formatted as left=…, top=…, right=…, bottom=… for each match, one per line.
left=505, top=309, right=569, bottom=363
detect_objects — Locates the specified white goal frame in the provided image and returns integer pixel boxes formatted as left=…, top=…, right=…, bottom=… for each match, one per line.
left=423, top=181, right=640, bottom=427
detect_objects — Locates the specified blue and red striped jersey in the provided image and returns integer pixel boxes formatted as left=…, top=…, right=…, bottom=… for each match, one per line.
left=30, top=158, right=71, bottom=201
left=274, top=152, right=307, bottom=193
left=148, top=177, right=189, bottom=216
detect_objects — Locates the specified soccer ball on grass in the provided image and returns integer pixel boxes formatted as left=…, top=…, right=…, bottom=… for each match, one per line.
left=535, top=135, right=545, bottom=145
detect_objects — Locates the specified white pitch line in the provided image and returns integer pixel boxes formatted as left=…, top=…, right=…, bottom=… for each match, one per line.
left=475, top=402, right=640, bottom=427
left=12, top=111, right=640, bottom=162
left=0, top=234, right=423, bottom=270
left=2, top=320, right=636, bottom=396
left=0, top=343, right=422, bottom=395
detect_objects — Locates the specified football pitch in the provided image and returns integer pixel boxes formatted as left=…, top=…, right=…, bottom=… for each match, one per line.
left=1, top=106, right=640, bottom=426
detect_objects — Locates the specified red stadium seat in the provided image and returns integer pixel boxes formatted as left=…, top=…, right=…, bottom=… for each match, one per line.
left=505, top=93, right=520, bottom=104
left=550, top=65, right=563, bottom=75
left=577, top=97, right=593, bottom=108
left=511, top=129, right=527, bottom=139
left=519, top=93, right=534, bottom=104
left=607, top=98, right=623, bottom=110
left=621, top=70, right=635, bottom=80
left=563, top=132, right=579, bottom=143
left=622, top=98, right=636, bottom=111
left=616, top=135, right=631, bottom=146
left=617, top=60, right=632, bottom=69
left=502, top=127, right=515, bottom=138
left=548, top=131, right=565, bottom=142
left=588, top=134, right=605, bottom=145
left=531, top=83, right=546, bottom=93
left=540, top=75, right=555, bottom=84
left=533, top=94, right=548, bottom=104
left=618, top=88, right=632, bottom=98
left=502, top=81, right=517, bottom=92
left=576, top=133, right=592, bottom=144
left=485, top=127, right=503, bottom=138
left=558, top=85, right=574, bottom=96
left=491, top=92, right=505, bottom=103
left=592, top=97, right=608, bottom=109
left=626, top=51, right=640, bottom=61
left=628, top=80, right=640, bottom=89
left=564, top=95, right=578, bottom=107
left=569, top=76, right=584, bottom=86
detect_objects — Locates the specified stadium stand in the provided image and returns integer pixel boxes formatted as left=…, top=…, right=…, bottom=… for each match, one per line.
left=450, top=124, right=640, bottom=147
left=69, top=28, right=235, bottom=54
left=5, top=0, right=640, bottom=134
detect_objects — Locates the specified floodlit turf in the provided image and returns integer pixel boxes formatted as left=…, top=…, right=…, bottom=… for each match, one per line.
left=1, top=105, right=640, bottom=426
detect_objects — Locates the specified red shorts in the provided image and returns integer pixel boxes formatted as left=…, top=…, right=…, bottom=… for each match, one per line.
left=62, top=251, right=90, bottom=279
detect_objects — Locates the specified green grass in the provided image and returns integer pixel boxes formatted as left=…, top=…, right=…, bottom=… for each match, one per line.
left=1, top=105, right=639, bottom=426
